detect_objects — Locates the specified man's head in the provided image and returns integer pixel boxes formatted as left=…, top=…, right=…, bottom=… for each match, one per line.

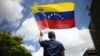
left=48, top=31, right=56, bottom=40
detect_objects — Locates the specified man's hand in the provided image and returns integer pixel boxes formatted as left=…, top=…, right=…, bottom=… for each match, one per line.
left=39, top=32, right=43, bottom=43
left=40, top=32, right=43, bottom=36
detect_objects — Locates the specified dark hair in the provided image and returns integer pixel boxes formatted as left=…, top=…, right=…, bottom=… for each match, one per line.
left=48, top=31, right=56, bottom=39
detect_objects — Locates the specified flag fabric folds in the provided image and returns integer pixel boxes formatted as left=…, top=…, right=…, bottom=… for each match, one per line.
left=30, top=2, right=75, bottom=30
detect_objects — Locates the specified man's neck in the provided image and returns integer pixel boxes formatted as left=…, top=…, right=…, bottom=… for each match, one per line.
left=50, top=38, right=55, bottom=40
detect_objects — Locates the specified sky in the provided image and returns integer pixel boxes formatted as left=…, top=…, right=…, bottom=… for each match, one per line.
left=0, top=0, right=94, bottom=56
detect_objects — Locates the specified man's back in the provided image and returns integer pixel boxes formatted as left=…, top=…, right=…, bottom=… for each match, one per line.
left=39, top=31, right=65, bottom=56
left=40, top=40, right=65, bottom=56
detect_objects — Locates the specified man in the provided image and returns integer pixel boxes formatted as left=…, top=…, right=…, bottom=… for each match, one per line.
left=39, top=31, right=65, bottom=56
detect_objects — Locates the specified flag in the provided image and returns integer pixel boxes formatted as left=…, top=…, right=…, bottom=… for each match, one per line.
left=30, top=2, right=75, bottom=30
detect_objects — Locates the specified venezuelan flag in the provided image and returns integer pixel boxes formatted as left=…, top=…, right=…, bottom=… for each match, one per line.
left=30, top=2, right=75, bottom=30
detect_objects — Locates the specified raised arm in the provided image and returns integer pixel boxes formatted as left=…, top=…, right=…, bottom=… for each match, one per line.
left=39, top=32, right=43, bottom=43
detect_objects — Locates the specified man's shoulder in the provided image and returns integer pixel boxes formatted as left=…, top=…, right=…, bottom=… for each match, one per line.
left=41, top=40, right=63, bottom=45
left=55, top=41, right=65, bottom=51
left=41, top=40, right=50, bottom=43
left=54, top=40, right=63, bottom=45
left=55, top=40, right=61, bottom=43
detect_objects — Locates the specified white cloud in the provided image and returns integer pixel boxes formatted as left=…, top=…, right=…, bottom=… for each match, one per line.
left=15, top=16, right=94, bottom=56
left=17, top=0, right=24, bottom=3
left=15, top=16, right=39, bottom=41
left=15, top=16, right=41, bottom=56
left=22, top=44, right=35, bottom=52
left=0, top=0, right=23, bottom=27
left=32, top=47, right=43, bottom=56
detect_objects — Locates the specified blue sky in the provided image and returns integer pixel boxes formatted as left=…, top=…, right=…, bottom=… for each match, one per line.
left=0, top=0, right=94, bottom=56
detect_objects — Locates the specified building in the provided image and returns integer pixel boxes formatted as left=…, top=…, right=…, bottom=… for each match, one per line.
left=89, top=0, right=100, bottom=56
left=83, top=48, right=97, bottom=56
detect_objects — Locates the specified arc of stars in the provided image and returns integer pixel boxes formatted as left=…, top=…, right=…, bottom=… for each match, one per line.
left=47, top=13, right=64, bottom=20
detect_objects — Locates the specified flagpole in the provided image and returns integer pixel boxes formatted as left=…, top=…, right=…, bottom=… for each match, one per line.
left=30, top=7, right=42, bottom=32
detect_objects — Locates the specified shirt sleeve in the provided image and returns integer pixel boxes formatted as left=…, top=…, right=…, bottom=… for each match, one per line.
left=60, top=44, right=65, bottom=51
left=39, top=40, right=47, bottom=47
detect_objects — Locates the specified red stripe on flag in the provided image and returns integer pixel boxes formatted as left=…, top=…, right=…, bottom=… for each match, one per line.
left=37, top=19, right=75, bottom=30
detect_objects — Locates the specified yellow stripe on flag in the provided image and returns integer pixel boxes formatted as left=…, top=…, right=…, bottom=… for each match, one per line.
left=30, top=2, right=75, bottom=14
